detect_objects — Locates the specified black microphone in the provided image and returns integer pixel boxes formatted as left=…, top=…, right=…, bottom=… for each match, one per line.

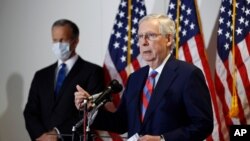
left=80, top=92, right=102, bottom=107
left=92, top=79, right=122, bottom=107
left=87, top=92, right=102, bottom=101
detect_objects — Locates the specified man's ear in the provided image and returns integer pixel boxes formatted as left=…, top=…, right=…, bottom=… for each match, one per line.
left=73, top=38, right=79, bottom=46
left=165, top=34, right=173, bottom=47
left=71, top=38, right=79, bottom=50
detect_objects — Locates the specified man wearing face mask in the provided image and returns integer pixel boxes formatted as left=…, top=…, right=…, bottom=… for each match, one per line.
left=23, top=19, right=104, bottom=141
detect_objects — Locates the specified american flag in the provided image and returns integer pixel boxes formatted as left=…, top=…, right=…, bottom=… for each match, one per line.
left=96, top=0, right=147, bottom=140
left=103, top=0, right=146, bottom=107
left=167, top=0, right=228, bottom=140
left=215, top=0, right=250, bottom=135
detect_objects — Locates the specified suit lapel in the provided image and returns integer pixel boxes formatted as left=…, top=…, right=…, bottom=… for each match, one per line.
left=46, top=63, right=58, bottom=111
left=142, top=56, right=178, bottom=125
left=131, top=67, right=149, bottom=130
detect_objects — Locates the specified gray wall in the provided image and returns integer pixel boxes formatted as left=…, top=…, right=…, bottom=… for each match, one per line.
left=0, top=0, right=220, bottom=140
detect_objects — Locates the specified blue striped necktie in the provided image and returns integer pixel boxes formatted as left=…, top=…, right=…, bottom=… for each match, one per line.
left=55, top=63, right=66, bottom=96
left=141, top=70, right=158, bottom=121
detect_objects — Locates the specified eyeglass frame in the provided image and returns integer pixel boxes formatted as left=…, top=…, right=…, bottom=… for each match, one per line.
left=136, top=32, right=162, bottom=41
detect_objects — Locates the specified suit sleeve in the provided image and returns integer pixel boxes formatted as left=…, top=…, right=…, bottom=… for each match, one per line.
left=164, top=68, right=214, bottom=141
left=23, top=72, right=46, bottom=140
left=91, top=76, right=130, bottom=134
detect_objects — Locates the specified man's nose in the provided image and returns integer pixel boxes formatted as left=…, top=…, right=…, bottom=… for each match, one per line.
left=141, top=38, right=149, bottom=46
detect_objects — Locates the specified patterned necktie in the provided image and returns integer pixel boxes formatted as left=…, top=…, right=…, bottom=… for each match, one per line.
left=55, top=63, right=66, bottom=96
left=141, top=70, right=158, bottom=121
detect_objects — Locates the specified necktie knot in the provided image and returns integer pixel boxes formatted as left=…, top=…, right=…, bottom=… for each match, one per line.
left=149, top=70, right=158, bottom=78
left=59, top=63, right=66, bottom=76
left=61, top=63, right=66, bottom=69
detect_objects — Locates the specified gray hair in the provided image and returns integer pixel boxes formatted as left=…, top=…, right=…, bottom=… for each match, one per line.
left=139, top=13, right=176, bottom=49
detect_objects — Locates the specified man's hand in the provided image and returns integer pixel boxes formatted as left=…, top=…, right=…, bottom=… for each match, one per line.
left=138, top=135, right=161, bottom=141
left=36, top=129, right=58, bottom=141
left=74, top=85, right=91, bottom=110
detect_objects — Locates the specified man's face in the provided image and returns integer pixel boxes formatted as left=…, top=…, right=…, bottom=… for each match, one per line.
left=52, top=25, right=77, bottom=51
left=138, top=19, right=171, bottom=69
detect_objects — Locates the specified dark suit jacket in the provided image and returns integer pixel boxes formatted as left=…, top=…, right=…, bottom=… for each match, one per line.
left=93, top=55, right=213, bottom=141
left=24, top=57, right=104, bottom=140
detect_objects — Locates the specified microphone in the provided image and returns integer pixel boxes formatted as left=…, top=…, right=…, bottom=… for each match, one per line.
left=80, top=92, right=101, bottom=107
left=92, top=79, right=122, bottom=107
left=81, top=92, right=108, bottom=107
left=74, top=80, right=122, bottom=131
left=87, top=92, right=102, bottom=101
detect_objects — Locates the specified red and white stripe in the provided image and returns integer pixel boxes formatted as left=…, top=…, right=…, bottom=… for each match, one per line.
left=179, top=34, right=229, bottom=141
left=215, top=33, right=250, bottom=127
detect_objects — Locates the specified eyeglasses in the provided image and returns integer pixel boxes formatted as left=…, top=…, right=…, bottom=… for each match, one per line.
left=137, top=32, right=162, bottom=41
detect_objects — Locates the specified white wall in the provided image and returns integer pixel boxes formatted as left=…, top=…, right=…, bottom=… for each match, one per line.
left=0, top=0, right=220, bottom=140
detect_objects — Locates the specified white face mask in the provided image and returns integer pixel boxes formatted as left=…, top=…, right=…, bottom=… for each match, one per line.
left=52, top=42, right=72, bottom=61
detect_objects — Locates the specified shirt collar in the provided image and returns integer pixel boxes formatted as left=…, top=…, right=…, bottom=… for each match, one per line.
left=149, top=53, right=171, bottom=75
left=57, top=54, right=78, bottom=74
left=148, top=53, right=171, bottom=87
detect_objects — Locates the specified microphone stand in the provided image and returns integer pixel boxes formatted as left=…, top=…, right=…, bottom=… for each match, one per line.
left=72, top=100, right=87, bottom=141
left=72, top=99, right=109, bottom=141
left=83, top=100, right=87, bottom=141
left=87, top=99, right=108, bottom=127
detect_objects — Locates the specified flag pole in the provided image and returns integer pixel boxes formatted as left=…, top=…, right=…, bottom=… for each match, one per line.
left=229, top=0, right=239, bottom=118
left=194, top=0, right=207, bottom=59
left=175, top=0, right=180, bottom=59
left=127, top=0, right=132, bottom=74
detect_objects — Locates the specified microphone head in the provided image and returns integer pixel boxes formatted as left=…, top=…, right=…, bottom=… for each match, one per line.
left=109, top=79, right=123, bottom=93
